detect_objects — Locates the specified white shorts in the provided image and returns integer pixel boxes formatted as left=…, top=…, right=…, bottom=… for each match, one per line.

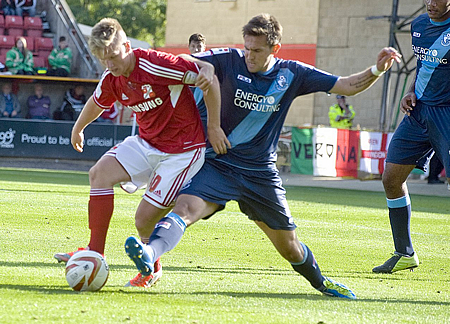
left=104, top=135, right=205, bottom=209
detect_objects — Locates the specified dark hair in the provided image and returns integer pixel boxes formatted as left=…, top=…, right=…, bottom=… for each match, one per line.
left=188, top=33, right=206, bottom=45
left=336, top=95, right=346, bottom=99
left=59, top=36, right=66, bottom=42
left=242, top=13, right=282, bottom=47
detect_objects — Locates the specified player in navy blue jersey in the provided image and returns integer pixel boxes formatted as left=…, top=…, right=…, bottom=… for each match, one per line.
left=125, top=13, right=401, bottom=299
left=373, top=0, right=450, bottom=274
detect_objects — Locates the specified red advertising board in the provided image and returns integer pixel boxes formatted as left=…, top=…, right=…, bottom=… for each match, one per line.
left=335, top=129, right=359, bottom=178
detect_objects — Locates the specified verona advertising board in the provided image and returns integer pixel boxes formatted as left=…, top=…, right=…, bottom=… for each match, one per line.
left=291, top=127, right=359, bottom=178
left=0, top=119, right=133, bottom=160
left=290, top=127, right=394, bottom=177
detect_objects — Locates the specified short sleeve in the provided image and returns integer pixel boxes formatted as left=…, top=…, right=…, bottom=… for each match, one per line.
left=93, top=71, right=116, bottom=109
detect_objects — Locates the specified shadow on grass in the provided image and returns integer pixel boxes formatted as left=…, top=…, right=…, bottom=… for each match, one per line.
left=0, top=261, right=68, bottom=268
left=3, top=261, right=446, bottom=285
left=0, top=260, right=293, bottom=277
left=1, top=282, right=449, bottom=306
left=115, top=289, right=450, bottom=307
left=0, top=282, right=327, bottom=301
left=329, top=270, right=450, bottom=283
left=0, top=284, right=82, bottom=295
left=114, top=264, right=294, bottom=277
left=1, top=262, right=448, bottom=305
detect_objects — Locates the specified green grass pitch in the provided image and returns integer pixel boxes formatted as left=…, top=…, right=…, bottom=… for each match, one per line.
left=0, top=167, right=449, bottom=323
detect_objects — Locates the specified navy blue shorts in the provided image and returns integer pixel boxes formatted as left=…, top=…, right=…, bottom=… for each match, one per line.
left=386, top=102, right=450, bottom=177
left=180, top=160, right=296, bottom=230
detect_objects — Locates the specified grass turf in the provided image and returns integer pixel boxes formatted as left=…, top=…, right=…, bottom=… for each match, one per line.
left=0, top=167, right=449, bottom=323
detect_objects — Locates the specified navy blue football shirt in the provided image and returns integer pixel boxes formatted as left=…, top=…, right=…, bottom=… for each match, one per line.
left=195, top=48, right=338, bottom=170
left=412, top=14, right=450, bottom=106
left=190, top=86, right=207, bottom=135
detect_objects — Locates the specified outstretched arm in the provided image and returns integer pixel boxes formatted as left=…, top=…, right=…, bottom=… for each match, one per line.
left=71, top=96, right=104, bottom=152
left=330, top=47, right=402, bottom=96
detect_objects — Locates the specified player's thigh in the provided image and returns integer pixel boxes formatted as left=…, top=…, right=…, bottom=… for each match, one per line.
left=428, top=106, right=450, bottom=178
left=104, top=136, right=156, bottom=193
left=143, top=148, right=205, bottom=209
left=238, top=170, right=296, bottom=231
left=179, top=160, right=241, bottom=207
left=386, top=112, right=432, bottom=166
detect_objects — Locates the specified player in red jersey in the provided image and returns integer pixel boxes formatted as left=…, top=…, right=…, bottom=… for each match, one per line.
left=54, top=18, right=229, bottom=288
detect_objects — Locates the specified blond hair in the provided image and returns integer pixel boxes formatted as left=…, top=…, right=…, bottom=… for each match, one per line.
left=15, top=36, right=30, bottom=56
left=89, top=18, right=127, bottom=59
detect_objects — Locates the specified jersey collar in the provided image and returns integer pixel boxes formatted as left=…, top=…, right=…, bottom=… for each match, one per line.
left=429, top=16, right=450, bottom=26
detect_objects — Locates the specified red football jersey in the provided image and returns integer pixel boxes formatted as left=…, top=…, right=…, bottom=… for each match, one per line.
left=93, top=48, right=205, bottom=154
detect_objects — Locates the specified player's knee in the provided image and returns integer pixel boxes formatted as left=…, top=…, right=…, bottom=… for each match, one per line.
left=273, top=239, right=303, bottom=263
left=89, top=163, right=102, bottom=183
left=382, top=171, right=398, bottom=192
left=172, top=200, right=188, bottom=216
left=174, top=208, right=195, bottom=226
left=88, top=168, right=96, bottom=186
left=89, top=162, right=111, bottom=187
left=381, top=172, right=390, bottom=188
left=280, top=247, right=303, bottom=263
left=172, top=202, right=199, bottom=226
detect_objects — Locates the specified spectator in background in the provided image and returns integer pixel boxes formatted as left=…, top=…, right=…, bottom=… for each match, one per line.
left=1, top=0, right=16, bottom=15
left=328, top=95, right=355, bottom=129
left=47, top=36, right=73, bottom=77
left=188, top=33, right=206, bottom=54
left=188, top=33, right=207, bottom=133
left=15, top=0, right=35, bottom=17
left=96, top=102, right=118, bottom=124
left=27, top=83, right=51, bottom=119
left=0, top=61, right=7, bottom=73
left=0, top=82, right=20, bottom=118
left=53, top=85, right=86, bottom=121
left=6, top=37, right=34, bottom=75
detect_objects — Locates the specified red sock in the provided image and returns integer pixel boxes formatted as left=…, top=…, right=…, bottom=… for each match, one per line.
left=87, top=189, right=114, bottom=254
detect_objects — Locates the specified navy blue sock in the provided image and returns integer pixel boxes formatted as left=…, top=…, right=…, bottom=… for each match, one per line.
left=147, top=212, right=187, bottom=262
left=387, top=195, right=413, bottom=256
left=291, top=242, right=324, bottom=289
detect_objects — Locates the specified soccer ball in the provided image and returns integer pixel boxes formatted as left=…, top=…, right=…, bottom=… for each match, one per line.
left=65, top=250, right=109, bottom=292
